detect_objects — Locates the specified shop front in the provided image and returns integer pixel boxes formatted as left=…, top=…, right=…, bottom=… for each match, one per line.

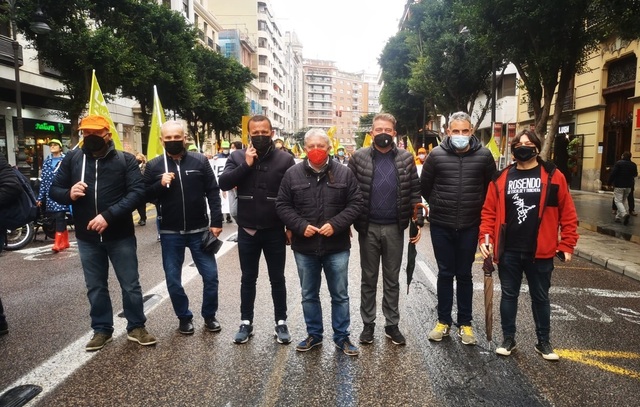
left=15, top=118, right=71, bottom=177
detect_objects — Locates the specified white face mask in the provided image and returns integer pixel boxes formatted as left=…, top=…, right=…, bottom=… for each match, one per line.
left=418, top=154, right=426, bottom=160
left=451, top=135, right=470, bottom=150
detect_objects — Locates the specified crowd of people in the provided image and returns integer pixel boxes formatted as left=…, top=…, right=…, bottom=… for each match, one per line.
left=0, top=112, right=581, bottom=362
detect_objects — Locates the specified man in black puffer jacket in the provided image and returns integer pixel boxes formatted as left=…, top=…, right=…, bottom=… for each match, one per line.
left=145, top=120, right=223, bottom=335
left=277, top=128, right=363, bottom=355
left=348, top=112, right=423, bottom=346
left=421, top=111, right=497, bottom=346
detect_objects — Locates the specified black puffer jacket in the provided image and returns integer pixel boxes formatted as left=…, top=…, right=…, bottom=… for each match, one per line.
left=276, top=159, right=363, bottom=255
left=0, top=155, right=22, bottom=217
left=218, top=146, right=295, bottom=230
left=50, top=142, right=144, bottom=243
left=421, top=136, right=497, bottom=230
left=145, top=151, right=222, bottom=233
left=347, top=145, right=423, bottom=234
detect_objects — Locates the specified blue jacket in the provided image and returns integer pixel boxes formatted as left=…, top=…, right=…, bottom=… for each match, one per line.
left=37, top=154, right=69, bottom=213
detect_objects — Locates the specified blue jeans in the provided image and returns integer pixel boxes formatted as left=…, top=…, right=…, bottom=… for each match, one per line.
left=160, top=232, right=219, bottom=320
left=430, top=223, right=478, bottom=326
left=498, top=251, right=553, bottom=342
left=237, top=227, right=287, bottom=323
left=77, top=236, right=146, bottom=333
left=294, top=250, right=351, bottom=343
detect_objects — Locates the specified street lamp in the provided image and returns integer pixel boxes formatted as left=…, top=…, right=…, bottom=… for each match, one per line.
left=7, top=0, right=51, bottom=176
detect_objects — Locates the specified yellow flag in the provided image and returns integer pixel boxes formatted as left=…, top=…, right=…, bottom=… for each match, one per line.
left=327, top=126, right=336, bottom=139
left=406, top=137, right=416, bottom=156
left=486, top=136, right=501, bottom=161
left=241, top=116, right=250, bottom=146
left=363, top=133, right=372, bottom=148
left=146, top=86, right=166, bottom=160
left=88, top=70, right=123, bottom=150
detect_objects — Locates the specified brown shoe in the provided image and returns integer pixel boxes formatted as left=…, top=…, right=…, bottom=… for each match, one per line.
left=86, top=332, right=113, bottom=351
left=127, top=327, right=157, bottom=346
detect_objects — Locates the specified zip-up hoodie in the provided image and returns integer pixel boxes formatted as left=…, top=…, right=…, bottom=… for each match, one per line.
left=145, top=151, right=222, bottom=233
left=50, top=142, right=144, bottom=243
left=479, top=159, right=579, bottom=262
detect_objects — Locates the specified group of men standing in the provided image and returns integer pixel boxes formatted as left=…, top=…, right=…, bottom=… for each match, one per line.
left=2, top=110, right=578, bottom=362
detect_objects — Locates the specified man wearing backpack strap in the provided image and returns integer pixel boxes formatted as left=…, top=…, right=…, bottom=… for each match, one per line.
left=50, top=114, right=157, bottom=351
left=0, top=153, right=23, bottom=335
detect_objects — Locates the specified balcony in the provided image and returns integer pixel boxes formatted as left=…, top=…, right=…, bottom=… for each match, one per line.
left=0, top=35, right=23, bottom=67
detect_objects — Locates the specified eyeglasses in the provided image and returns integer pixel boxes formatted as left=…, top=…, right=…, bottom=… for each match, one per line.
left=373, top=127, right=394, bottom=134
left=450, top=129, right=472, bottom=136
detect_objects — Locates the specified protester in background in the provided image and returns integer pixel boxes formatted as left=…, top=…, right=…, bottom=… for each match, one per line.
left=334, top=145, right=349, bottom=165
left=275, top=137, right=295, bottom=157
left=145, top=120, right=223, bottom=335
left=348, top=112, right=423, bottom=346
left=415, top=147, right=427, bottom=166
left=611, top=187, right=636, bottom=216
left=37, top=139, right=71, bottom=252
left=219, top=115, right=295, bottom=344
left=480, top=129, right=578, bottom=360
left=216, top=141, right=230, bottom=159
left=421, top=111, right=496, bottom=346
left=277, top=128, right=363, bottom=356
left=0, top=154, right=23, bottom=336
left=608, top=151, right=638, bottom=225
left=135, top=153, right=147, bottom=226
left=50, top=114, right=156, bottom=351
left=188, top=144, right=199, bottom=152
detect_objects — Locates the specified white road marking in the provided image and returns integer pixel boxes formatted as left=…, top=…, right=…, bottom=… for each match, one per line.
left=416, top=260, right=640, bottom=298
left=0, top=240, right=236, bottom=401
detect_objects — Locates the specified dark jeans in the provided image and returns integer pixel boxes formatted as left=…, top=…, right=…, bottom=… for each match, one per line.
left=237, top=227, right=287, bottom=323
left=49, top=211, right=66, bottom=232
left=160, top=232, right=219, bottom=320
left=77, top=236, right=147, bottom=334
left=137, top=203, right=147, bottom=221
left=0, top=295, right=6, bottom=327
left=498, top=251, right=554, bottom=342
left=430, top=223, right=478, bottom=326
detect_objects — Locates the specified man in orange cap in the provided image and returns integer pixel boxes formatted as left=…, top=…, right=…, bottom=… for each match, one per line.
left=50, top=114, right=157, bottom=351
left=415, top=147, right=427, bottom=165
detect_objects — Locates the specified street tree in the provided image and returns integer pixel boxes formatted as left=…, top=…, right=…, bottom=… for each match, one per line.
left=463, top=0, right=640, bottom=159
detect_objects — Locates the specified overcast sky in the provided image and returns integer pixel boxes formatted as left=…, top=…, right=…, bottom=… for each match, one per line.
left=270, top=0, right=408, bottom=74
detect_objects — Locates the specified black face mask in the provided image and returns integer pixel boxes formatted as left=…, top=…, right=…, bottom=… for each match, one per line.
left=251, top=136, right=272, bottom=154
left=165, top=140, right=185, bottom=155
left=513, top=146, right=537, bottom=162
left=84, top=136, right=106, bottom=153
left=374, top=133, right=393, bottom=148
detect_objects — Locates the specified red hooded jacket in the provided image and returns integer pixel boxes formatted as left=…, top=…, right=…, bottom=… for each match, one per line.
left=479, top=159, right=578, bottom=262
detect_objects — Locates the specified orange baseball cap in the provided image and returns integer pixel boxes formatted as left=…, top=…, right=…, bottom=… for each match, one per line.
left=78, top=114, right=110, bottom=131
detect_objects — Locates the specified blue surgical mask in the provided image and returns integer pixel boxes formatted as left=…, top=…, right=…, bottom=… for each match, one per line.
left=451, top=135, right=470, bottom=150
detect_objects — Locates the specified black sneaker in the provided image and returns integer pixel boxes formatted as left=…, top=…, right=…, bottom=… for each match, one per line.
left=624, top=214, right=631, bottom=225
left=233, top=322, right=253, bottom=344
left=274, top=320, right=291, bottom=344
left=179, top=319, right=195, bottom=335
left=296, top=336, right=322, bottom=352
left=204, top=317, right=221, bottom=332
left=496, top=337, right=517, bottom=356
left=535, top=341, right=559, bottom=361
left=0, top=320, right=7, bottom=336
left=359, top=323, right=375, bottom=344
left=384, top=325, right=406, bottom=345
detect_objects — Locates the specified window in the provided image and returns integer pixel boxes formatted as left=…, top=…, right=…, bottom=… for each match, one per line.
left=497, top=74, right=516, bottom=99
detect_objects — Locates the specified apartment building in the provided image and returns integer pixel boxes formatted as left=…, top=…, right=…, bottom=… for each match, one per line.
left=211, top=0, right=293, bottom=136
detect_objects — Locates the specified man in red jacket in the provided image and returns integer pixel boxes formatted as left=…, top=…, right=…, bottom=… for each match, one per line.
left=479, top=129, right=578, bottom=361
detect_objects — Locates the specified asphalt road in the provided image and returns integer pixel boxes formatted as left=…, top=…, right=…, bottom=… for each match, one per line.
left=1, top=208, right=639, bottom=406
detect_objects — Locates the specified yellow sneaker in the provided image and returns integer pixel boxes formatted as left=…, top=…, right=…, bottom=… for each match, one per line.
left=458, top=325, right=477, bottom=345
left=428, top=322, right=450, bottom=342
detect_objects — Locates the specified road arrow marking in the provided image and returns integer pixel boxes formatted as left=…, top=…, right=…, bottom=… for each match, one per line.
left=556, top=349, right=640, bottom=380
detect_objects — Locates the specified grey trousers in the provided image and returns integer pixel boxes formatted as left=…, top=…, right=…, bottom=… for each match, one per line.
left=358, top=223, right=404, bottom=326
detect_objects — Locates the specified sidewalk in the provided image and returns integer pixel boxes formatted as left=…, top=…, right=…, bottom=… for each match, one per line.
left=571, top=190, right=640, bottom=282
